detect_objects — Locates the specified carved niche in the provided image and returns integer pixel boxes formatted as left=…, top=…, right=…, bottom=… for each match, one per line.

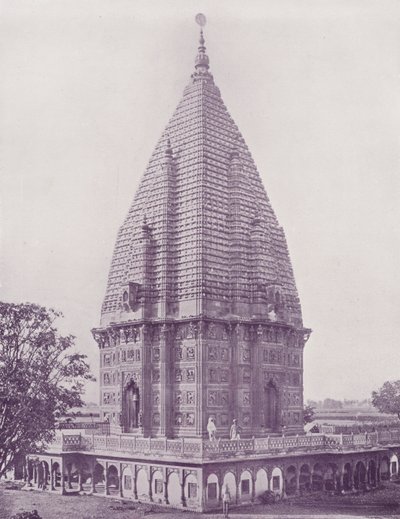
left=120, top=282, right=141, bottom=312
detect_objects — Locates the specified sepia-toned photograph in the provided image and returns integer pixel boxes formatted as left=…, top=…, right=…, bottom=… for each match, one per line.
left=1, top=1, right=399, bottom=518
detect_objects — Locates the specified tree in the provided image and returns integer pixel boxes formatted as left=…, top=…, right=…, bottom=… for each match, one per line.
left=0, top=302, right=94, bottom=478
left=372, top=380, right=400, bottom=419
left=322, top=398, right=343, bottom=409
left=303, top=404, right=315, bottom=425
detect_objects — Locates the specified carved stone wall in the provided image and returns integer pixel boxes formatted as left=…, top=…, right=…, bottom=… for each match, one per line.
left=93, top=319, right=308, bottom=437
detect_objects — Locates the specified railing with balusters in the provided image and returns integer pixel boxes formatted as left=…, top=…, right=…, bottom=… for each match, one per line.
left=50, top=428, right=400, bottom=459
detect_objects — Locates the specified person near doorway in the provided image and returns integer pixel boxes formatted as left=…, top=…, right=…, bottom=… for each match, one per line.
left=230, top=419, right=241, bottom=440
left=222, top=483, right=231, bottom=518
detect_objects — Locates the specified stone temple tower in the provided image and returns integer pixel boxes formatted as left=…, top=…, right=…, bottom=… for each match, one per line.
left=92, top=23, right=311, bottom=439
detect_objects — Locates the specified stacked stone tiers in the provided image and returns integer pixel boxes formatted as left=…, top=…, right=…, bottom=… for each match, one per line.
left=101, top=49, right=301, bottom=326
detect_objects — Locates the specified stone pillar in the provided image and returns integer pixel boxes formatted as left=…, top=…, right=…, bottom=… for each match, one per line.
left=162, top=468, right=169, bottom=504
left=295, top=470, right=301, bottom=496
left=180, top=470, right=186, bottom=507
left=22, top=461, right=27, bottom=484
left=251, top=475, right=256, bottom=502
left=119, top=463, right=123, bottom=498
left=133, top=465, right=138, bottom=500
left=25, top=459, right=32, bottom=487
left=236, top=478, right=240, bottom=505
left=67, top=464, right=72, bottom=490
left=42, top=462, right=48, bottom=490
left=163, top=479, right=169, bottom=504
left=148, top=470, right=153, bottom=502
left=338, top=472, right=344, bottom=493
left=333, top=470, right=338, bottom=492
left=36, top=463, right=42, bottom=490
left=180, top=482, right=186, bottom=507
left=78, top=468, right=83, bottom=492
left=33, top=463, right=37, bottom=486
left=91, top=463, right=96, bottom=494
left=38, top=462, right=44, bottom=489
left=282, top=472, right=286, bottom=499
left=105, top=463, right=110, bottom=496
left=50, top=459, right=55, bottom=491
left=60, top=458, right=66, bottom=495
left=202, top=476, right=207, bottom=512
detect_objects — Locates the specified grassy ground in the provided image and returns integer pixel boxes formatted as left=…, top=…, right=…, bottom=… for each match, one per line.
left=2, top=481, right=400, bottom=518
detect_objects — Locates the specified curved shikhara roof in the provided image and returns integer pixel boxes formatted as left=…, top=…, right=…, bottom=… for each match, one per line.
left=101, top=32, right=302, bottom=327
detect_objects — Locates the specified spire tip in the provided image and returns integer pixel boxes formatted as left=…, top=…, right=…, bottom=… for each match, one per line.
left=195, top=13, right=207, bottom=27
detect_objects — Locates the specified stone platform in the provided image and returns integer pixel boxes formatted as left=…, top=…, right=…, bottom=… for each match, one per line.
left=24, top=429, right=400, bottom=511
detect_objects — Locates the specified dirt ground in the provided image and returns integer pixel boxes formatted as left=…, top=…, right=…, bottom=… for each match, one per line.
left=2, top=481, right=400, bottom=519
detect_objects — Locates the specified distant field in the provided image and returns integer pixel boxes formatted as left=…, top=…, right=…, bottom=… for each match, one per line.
left=314, top=408, right=396, bottom=423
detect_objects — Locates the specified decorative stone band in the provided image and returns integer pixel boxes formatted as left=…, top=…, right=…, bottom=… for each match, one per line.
left=92, top=321, right=312, bottom=349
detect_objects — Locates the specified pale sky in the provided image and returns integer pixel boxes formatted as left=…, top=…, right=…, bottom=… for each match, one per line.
left=1, top=0, right=399, bottom=404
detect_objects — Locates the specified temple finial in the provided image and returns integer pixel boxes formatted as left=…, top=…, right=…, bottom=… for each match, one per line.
left=194, top=13, right=209, bottom=72
left=199, top=29, right=205, bottom=47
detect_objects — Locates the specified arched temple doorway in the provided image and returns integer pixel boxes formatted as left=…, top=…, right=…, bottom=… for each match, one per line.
left=368, top=460, right=377, bottom=487
left=380, top=456, right=390, bottom=481
left=124, top=378, right=140, bottom=432
left=264, top=380, right=278, bottom=431
left=285, top=466, right=297, bottom=496
left=93, top=463, right=105, bottom=494
left=312, top=463, right=324, bottom=491
left=107, top=465, right=119, bottom=495
left=354, top=461, right=366, bottom=490
left=299, top=464, right=311, bottom=493
left=343, top=463, right=352, bottom=491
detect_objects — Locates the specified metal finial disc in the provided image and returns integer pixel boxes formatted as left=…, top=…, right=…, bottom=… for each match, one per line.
left=195, top=13, right=207, bottom=27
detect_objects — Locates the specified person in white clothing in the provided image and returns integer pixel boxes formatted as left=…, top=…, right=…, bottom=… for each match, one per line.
left=207, top=416, right=217, bottom=440
left=230, top=418, right=241, bottom=440
left=222, top=484, right=231, bottom=518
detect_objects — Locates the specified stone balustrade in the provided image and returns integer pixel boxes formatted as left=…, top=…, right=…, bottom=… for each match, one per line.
left=47, top=428, right=400, bottom=460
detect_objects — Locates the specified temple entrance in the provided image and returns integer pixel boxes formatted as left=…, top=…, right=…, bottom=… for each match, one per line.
left=264, top=380, right=278, bottom=431
left=124, top=379, right=140, bottom=432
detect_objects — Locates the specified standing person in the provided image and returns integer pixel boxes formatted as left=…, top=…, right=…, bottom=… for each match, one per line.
left=222, top=483, right=231, bottom=518
left=207, top=416, right=217, bottom=440
left=230, top=419, right=241, bottom=440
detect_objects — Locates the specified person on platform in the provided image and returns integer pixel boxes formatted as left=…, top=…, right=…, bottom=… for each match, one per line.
left=207, top=417, right=217, bottom=440
left=230, top=419, right=241, bottom=440
left=222, top=483, right=231, bottom=518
